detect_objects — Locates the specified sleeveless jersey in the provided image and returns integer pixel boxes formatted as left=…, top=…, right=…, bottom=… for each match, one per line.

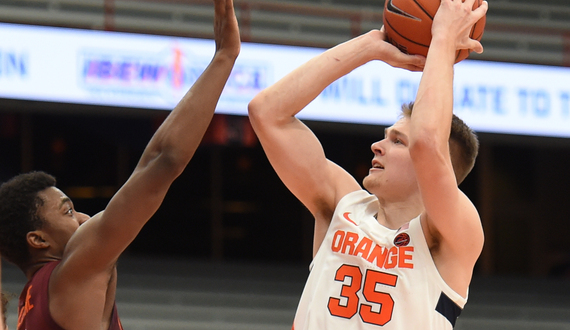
left=18, top=261, right=123, bottom=330
left=292, top=190, right=467, bottom=330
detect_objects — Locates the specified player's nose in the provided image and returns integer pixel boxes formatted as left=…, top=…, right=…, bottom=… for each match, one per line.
left=371, top=140, right=385, bottom=155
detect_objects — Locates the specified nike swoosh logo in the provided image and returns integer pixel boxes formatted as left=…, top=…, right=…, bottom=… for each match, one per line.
left=343, top=212, right=357, bottom=226
left=386, top=0, right=421, bottom=21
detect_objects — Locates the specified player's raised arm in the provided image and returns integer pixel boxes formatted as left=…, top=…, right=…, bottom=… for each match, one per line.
left=408, top=0, right=488, bottom=295
left=248, top=30, right=424, bottom=245
left=60, top=0, right=240, bottom=274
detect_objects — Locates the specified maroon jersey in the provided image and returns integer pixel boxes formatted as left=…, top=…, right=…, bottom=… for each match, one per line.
left=18, top=261, right=123, bottom=330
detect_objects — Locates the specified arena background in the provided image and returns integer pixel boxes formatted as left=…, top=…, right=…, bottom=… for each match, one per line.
left=1, top=0, right=570, bottom=329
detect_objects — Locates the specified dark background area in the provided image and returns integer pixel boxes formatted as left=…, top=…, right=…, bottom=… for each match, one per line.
left=2, top=99, right=570, bottom=278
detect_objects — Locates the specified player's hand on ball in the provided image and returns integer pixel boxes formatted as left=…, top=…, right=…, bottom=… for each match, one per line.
left=432, top=0, right=488, bottom=54
left=376, top=28, right=426, bottom=72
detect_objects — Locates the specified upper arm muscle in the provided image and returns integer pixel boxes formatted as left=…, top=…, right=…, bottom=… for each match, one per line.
left=250, top=109, right=359, bottom=219
left=411, top=141, right=483, bottom=256
left=60, top=156, right=179, bottom=277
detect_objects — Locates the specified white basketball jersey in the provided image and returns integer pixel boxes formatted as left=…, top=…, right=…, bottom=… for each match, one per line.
left=292, top=190, right=467, bottom=330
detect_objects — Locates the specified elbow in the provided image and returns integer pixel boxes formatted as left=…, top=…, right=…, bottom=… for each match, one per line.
left=142, top=148, right=188, bottom=180
left=248, top=89, right=293, bottom=133
left=248, top=90, right=275, bottom=132
left=166, top=154, right=188, bottom=177
left=161, top=148, right=192, bottom=176
left=248, top=91, right=267, bottom=125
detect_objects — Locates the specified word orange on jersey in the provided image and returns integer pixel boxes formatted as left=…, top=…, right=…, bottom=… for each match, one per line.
left=331, top=230, right=414, bottom=269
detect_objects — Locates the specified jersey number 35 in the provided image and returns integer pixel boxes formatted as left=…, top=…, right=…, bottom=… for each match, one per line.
left=328, top=264, right=397, bottom=326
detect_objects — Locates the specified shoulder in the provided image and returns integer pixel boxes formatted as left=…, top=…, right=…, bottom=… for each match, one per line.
left=337, top=190, right=375, bottom=207
left=329, top=190, right=377, bottom=221
left=421, top=196, right=483, bottom=297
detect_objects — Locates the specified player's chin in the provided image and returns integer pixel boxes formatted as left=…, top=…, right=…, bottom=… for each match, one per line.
left=362, top=175, right=375, bottom=191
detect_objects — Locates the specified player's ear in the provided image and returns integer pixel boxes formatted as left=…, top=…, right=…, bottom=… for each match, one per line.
left=26, top=231, right=50, bottom=249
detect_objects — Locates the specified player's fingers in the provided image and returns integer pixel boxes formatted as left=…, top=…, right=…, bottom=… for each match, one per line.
left=402, top=55, right=426, bottom=72
left=472, top=0, right=488, bottom=19
left=214, top=0, right=224, bottom=14
left=411, top=54, right=426, bottom=68
left=468, top=40, right=484, bottom=54
left=408, top=65, right=424, bottom=72
left=462, top=0, right=477, bottom=9
left=226, top=0, right=235, bottom=14
left=393, top=53, right=425, bottom=68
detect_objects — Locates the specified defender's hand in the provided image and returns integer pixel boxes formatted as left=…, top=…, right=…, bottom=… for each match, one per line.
left=213, top=0, right=241, bottom=60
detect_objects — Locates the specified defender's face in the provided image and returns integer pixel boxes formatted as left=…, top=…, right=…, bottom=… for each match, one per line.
left=35, top=187, right=90, bottom=256
left=363, top=118, right=418, bottom=197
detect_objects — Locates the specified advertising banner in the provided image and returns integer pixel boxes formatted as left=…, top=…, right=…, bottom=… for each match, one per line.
left=1, top=22, right=569, bottom=138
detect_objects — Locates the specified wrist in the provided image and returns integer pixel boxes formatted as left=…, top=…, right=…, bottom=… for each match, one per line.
left=428, top=34, right=456, bottom=57
left=362, top=30, right=391, bottom=61
left=213, top=49, right=239, bottom=64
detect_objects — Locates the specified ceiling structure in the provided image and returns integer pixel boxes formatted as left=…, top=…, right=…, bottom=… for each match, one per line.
left=0, top=0, right=568, bottom=67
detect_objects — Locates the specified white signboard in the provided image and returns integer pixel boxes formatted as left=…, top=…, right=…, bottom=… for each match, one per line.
left=1, top=22, right=569, bottom=138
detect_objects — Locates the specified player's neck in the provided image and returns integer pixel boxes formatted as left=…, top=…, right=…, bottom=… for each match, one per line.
left=374, top=198, right=423, bottom=230
left=23, top=255, right=61, bottom=279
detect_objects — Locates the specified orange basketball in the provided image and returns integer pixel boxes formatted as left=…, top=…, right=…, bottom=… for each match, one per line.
left=383, top=0, right=486, bottom=63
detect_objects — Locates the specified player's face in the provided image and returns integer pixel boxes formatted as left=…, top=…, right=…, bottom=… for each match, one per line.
left=36, top=187, right=90, bottom=256
left=363, top=118, right=418, bottom=197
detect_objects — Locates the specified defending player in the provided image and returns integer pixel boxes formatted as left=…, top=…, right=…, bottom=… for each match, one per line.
left=0, top=0, right=240, bottom=328
left=248, top=0, right=487, bottom=328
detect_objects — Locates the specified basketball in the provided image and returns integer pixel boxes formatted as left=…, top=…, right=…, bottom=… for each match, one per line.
left=383, top=0, right=486, bottom=63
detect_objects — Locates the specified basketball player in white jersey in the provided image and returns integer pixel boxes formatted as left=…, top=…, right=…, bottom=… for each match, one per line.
left=248, top=0, right=488, bottom=328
